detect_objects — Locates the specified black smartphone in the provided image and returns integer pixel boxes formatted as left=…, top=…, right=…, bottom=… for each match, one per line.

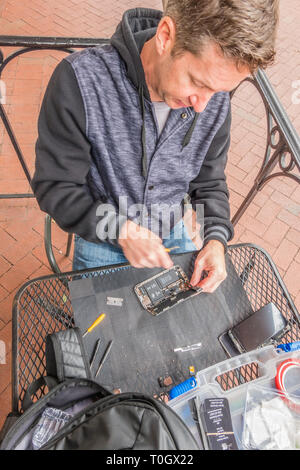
left=226, top=303, right=288, bottom=354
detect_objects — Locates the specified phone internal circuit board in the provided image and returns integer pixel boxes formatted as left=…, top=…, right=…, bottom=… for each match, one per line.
left=134, top=265, right=202, bottom=316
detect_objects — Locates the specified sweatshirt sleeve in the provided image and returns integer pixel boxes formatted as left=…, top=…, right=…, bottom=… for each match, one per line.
left=32, top=58, right=127, bottom=245
left=188, top=104, right=234, bottom=251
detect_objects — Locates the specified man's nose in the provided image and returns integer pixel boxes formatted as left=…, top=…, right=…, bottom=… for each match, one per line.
left=189, top=90, right=214, bottom=113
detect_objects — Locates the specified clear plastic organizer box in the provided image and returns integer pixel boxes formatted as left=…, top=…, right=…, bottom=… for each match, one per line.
left=168, top=346, right=300, bottom=449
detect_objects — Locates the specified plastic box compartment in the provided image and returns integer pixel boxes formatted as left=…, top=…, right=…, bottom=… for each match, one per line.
left=168, top=345, right=300, bottom=449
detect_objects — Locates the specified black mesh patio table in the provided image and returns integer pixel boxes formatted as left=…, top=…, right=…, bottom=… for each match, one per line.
left=12, top=243, right=300, bottom=414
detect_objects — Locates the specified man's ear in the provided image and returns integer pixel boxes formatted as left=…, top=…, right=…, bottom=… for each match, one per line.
left=155, top=16, right=176, bottom=56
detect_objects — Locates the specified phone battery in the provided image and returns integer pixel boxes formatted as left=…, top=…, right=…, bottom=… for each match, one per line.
left=144, top=280, right=165, bottom=305
left=157, top=269, right=179, bottom=289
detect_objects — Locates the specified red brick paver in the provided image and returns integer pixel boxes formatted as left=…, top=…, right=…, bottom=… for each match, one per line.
left=0, top=0, right=299, bottom=428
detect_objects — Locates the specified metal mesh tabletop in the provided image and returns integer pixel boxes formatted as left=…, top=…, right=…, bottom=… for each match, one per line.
left=12, top=243, right=300, bottom=413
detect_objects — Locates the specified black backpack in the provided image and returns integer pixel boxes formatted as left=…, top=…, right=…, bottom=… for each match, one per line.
left=0, top=328, right=199, bottom=450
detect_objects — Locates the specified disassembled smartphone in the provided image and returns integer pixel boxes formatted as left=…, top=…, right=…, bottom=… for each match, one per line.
left=134, top=265, right=202, bottom=316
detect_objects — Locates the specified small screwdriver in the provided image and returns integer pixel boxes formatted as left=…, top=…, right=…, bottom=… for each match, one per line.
left=82, top=313, right=106, bottom=338
left=95, top=340, right=114, bottom=377
left=165, top=246, right=180, bottom=253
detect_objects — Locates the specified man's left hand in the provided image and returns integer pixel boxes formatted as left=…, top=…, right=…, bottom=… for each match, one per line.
left=190, top=240, right=227, bottom=293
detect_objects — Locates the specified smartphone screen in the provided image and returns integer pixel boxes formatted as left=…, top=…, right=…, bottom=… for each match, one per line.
left=230, top=303, right=287, bottom=351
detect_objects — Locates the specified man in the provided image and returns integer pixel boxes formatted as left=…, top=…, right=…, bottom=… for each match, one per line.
left=32, top=0, right=278, bottom=292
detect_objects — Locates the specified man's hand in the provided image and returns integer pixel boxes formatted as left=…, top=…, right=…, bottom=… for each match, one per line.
left=190, top=240, right=227, bottom=293
left=118, top=220, right=174, bottom=269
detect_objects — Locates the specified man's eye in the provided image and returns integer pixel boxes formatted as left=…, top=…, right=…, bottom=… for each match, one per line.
left=192, top=79, right=205, bottom=89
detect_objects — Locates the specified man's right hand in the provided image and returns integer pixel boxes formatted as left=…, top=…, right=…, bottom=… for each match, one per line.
left=118, top=220, right=174, bottom=269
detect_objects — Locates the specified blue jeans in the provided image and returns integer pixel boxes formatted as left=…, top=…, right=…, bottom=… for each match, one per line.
left=72, top=220, right=197, bottom=271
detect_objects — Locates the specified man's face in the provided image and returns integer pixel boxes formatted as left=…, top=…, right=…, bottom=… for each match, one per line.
left=150, top=41, right=250, bottom=113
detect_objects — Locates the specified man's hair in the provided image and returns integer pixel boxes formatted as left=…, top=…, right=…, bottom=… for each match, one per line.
left=163, top=0, right=279, bottom=72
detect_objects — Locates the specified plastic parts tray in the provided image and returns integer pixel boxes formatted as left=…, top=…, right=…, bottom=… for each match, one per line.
left=168, top=345, right=300, bottom=449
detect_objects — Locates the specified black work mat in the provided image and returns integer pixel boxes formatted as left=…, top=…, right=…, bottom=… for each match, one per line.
left=68, top=252, right=254, bottom=395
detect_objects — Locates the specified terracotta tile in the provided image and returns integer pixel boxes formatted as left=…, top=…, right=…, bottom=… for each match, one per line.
left=0, top=284, right=9, bottom=303
left=238, top=230, right=277, bottom=256
left=0, top=384, right=11, bottom=430
left=237, top=212, right=267, bottom=237
left=291, top=185, right=300, bottom=205
left=31, top=243, right=51, bottom=266
left=256, top=200, right=282, bottom=226
left=0, top=256, right=11, bottom=277
left=271, top=190, right=300, bottom=213
left=268, top=177, right=298, bottom=198
left=28, top=263, right=53, bottom=280
left=225, top=162, right=247, bottom=182
left=0, top=290, right=18, bottom=324
left=0, top=321, right=12, bottom=356
left=0, top=266, right=29, bottom=292
left=273, top=239, right=299, bottom=271
left=2, top=220, right=42, bottom=244
left=277, top=209, right=300, bottom=232
left=0, top=230, right=40, bottom=266
left=284, top=261, right=300, bottom=298
left=295, top=292, right=300, bottom=314
left=295, top=250, right=300, bottom=265
left=12, top=252, right=42, bottom=277
left=286, top=228, right=300, bottom=248
left=263, top=218, right=290, bottom=248
left=227, top=174, right=251, bottom=198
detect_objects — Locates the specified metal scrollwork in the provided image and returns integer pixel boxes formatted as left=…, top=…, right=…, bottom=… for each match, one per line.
left=231, top=69, right=300, bottom=225
left=279, top=151, right=296, bottom=173
left=270, top=125, right=281, bottom=149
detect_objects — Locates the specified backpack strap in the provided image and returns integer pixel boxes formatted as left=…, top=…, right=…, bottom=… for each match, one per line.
left=22, top=375, right=59, bottom=412
left=22, top=328, right=93, bottom=412
left=46, top=328, right=92, bottom=382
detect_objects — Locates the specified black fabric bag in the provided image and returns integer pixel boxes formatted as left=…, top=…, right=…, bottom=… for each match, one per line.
left=0, top=328, right=199, bottom=450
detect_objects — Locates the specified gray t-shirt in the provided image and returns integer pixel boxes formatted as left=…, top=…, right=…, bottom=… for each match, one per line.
left=153, top=101, right=171, bottom=136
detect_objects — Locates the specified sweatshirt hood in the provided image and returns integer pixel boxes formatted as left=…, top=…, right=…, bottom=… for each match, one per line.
left=111, top=8, right=162, bottom=102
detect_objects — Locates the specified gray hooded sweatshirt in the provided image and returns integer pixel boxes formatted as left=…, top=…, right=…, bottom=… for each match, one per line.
left=32, top=8, right=233, bottom=249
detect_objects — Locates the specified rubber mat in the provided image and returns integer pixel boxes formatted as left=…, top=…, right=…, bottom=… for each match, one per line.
left=69, top=251, right=253, bottom=395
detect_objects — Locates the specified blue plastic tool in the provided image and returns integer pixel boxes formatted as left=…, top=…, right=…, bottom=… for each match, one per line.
left=277, top=341, right=300, bottom=352
left=169, top=376, right=197, bottom=400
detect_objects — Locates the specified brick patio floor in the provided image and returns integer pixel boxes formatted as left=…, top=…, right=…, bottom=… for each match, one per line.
left=0, top=0, right=299, bottom=428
